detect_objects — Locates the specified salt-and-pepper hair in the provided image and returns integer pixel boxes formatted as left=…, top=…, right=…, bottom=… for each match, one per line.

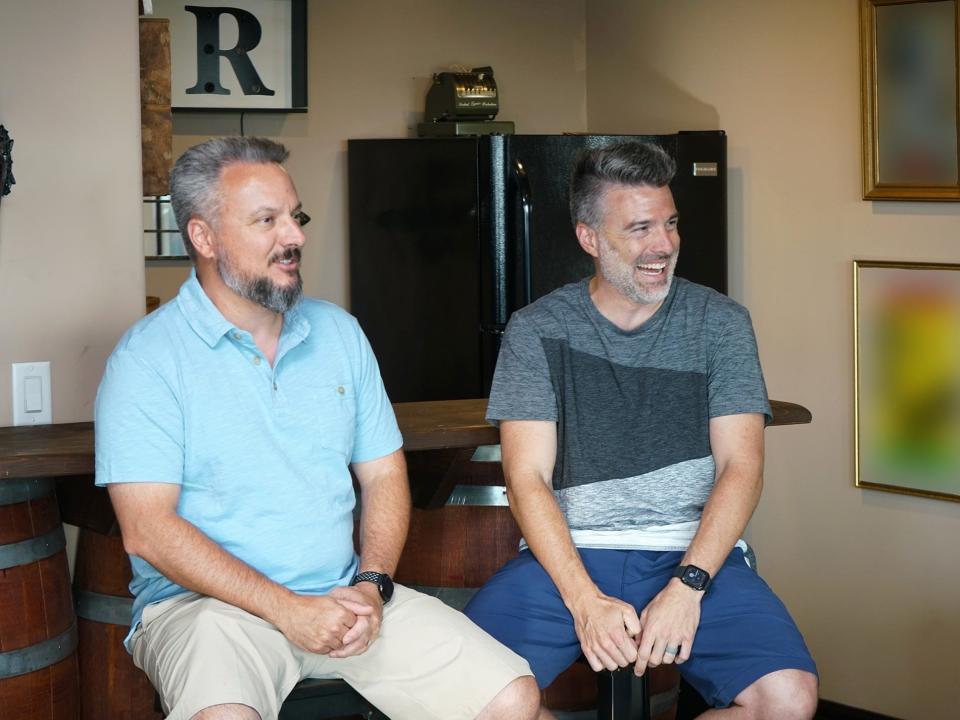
left=569, top=142, right=676, bottom=229
left=169, top=136, right=289, bottom=260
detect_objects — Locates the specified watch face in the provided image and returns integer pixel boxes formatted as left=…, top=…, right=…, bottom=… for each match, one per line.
left=679, top=565, right=710, bottom=590
left=380, top=573, right=395, bottom=602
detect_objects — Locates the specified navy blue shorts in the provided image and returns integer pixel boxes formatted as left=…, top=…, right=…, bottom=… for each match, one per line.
left=464, top=547, right=818, bottom=708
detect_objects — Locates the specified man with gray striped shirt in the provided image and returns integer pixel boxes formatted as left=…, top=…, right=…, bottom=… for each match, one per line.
left=465, top=142, right=818, bottom=719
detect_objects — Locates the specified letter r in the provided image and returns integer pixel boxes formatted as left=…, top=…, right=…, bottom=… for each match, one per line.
left=184, top=5, right=276, bottom=96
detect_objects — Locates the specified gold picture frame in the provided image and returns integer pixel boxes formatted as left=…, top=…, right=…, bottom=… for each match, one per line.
left=860, top=0, right=960, bottom=200
left=854, top=260, right=960, bottom=502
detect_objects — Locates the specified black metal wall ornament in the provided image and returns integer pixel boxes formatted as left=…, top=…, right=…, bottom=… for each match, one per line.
left=0, top=125, right=14, bottom=205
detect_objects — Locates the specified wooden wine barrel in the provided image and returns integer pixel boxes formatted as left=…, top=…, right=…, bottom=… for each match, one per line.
left=73, top=528, right=162, bottom=720
left=0, top=477, right=79, bottom=720
left=396, top=450, right=679, bottom=719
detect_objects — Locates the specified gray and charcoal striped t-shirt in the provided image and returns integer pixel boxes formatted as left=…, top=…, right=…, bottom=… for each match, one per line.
left=487, top=277, right=771, bottom=550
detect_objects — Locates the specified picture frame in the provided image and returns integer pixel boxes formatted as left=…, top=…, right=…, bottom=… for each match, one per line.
left=151, top=0, right=307, bottom=112
left=860, top=0, right=960, bottom=200
left=854, top=260, right=960, bottom=502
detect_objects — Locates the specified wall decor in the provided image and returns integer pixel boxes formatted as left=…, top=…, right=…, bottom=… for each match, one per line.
left=151, top=0, right=306, bottom=112
left=854, top=260, right=960, bottom=502
left=140, top=17, right=173, bottom=195
left=860, top=0, right=960, bottom=200
left=0, top=125, right=14, bottom=205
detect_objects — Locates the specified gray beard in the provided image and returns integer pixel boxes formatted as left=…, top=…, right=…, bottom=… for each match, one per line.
left=217, top=254, right=303, bottom=314
left=598, top=248, right=676, bottom=306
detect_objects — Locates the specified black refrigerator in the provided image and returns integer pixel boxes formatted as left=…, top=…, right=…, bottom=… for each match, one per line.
left=348, top=131, right=727, bottom=402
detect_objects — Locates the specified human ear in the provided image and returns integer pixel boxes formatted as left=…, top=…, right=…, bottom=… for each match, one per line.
left=576, top=222, right=600, bottom=259
left=188, top=218, right=217, bottom=260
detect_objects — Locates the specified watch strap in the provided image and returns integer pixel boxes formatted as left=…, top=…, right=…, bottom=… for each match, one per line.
left=351, top=571, right=394, bottom=602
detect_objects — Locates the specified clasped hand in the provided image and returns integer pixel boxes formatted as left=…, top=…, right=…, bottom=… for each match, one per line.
left=572, top=582, right=701, bottom=676
left=634, top=580, right=701, bottom=675
left=276, top=585, right=382, bottom=658
left=571, top=592, right=641, bottom=673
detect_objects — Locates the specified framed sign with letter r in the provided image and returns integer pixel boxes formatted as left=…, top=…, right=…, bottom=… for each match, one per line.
left=152, top=0, right=307, bottom=112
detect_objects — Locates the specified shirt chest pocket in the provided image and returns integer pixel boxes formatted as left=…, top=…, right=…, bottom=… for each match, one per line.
left=299, top=382, right=357, bottom=459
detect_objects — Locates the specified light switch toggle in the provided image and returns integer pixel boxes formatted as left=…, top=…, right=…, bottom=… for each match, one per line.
left=12, top=361, right=52, bottom=426
left=24, top=376, right=43, bottom=412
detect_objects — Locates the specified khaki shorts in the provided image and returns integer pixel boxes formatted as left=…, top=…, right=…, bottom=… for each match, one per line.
left=131, top=584, right=531, bottom=720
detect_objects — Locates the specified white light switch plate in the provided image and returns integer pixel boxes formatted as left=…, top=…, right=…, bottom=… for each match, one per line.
left=12, top=361, right=52, bottom=426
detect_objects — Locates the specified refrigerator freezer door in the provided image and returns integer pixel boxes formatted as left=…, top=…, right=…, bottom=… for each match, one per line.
left=672, top=131, right=727, bottom=294
left=348, top=138, right=484, bottom=402
left=502, top=135, right=605, bottom=308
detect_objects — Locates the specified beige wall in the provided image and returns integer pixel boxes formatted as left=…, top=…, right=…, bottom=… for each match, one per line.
left=0, top=0, right=144, bottom=428
left=587, top=1, right=960, bottom=717
left=146, top=263, right=192, bottom=304
left=148, top=0, right=589, bottom=307
left=6, top=1, right=955, bottom=715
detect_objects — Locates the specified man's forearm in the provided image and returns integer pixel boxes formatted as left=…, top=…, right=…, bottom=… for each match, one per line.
left=679, top=413, right=765, bottom=578
left=680, top=462, right=762, bottom=577
left=500, top=420, right=641, bottom=671
left=354, top=451, right=410, bottom=576
left=124, top=509, right=293, bottom=625
left=507, top=475, right=598, bottom=608
left=510, top=471, right=644, bottom=673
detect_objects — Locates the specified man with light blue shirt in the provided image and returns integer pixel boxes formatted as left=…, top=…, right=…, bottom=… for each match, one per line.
left=95, top=137, right=538, bottom=720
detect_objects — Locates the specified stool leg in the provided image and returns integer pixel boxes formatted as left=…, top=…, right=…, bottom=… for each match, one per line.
left=636, top=670, right=650, bottom=720
left=596, top=666, right=648, bottom=720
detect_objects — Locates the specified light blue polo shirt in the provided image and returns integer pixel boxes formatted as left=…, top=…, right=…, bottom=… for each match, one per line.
left=94, top=273, right=403, bottom=647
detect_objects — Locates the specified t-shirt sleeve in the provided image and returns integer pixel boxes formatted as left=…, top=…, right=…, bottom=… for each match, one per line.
left=350, top=321, right=403, bottom=463
left=486, top=312, right=558, bottom=425
left=94, top=349, right=185, bottom=487
left=707, top=305, right=772, bottom=424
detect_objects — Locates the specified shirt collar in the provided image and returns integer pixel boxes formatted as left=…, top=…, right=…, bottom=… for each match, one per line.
left=176, top=269, right=311, bottom=349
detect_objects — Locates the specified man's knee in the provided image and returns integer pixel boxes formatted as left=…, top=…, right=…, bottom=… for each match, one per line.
left=736, top=669, right=818, bottom=720
left=191, top=703, right=261, bottom=720
left=476, top=675, right=543, bottom=720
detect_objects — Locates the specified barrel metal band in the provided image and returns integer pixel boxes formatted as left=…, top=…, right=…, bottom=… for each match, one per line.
left=75, top=589, right=134, bottom=626
left=0, top=525, right=66, bottom=569
left=0, top=477, right=54, bottom=506
left=0, top=622, right=78, bottom=679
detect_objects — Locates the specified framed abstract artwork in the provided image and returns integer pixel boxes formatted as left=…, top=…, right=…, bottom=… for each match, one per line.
left=860, top=0, right=960, bottom=200
left=854, top=260, right=960, bottom=501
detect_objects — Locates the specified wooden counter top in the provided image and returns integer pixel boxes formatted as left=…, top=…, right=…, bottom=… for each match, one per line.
left=0, top=398, right=810, bottom=482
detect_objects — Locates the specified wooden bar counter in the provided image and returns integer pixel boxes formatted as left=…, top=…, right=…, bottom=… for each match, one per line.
left=1, top=397, right=811, bottom=482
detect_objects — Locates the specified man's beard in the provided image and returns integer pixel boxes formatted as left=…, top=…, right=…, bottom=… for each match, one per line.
left=217, top=247, right=303, bottom=314
left=597, top=236, right=677, bottom=306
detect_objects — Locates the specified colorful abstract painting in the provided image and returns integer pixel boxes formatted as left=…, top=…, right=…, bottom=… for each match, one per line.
left=855, top=261, right=960, bottom=501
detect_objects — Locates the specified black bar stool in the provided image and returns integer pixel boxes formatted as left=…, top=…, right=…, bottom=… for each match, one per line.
left=157, top=665, right=646, bottom=720
left=156, top=678, right=386, bottom=719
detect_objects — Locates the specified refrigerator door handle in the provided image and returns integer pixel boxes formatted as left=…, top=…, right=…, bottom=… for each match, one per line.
left=512, top=157, right=533, bottom=305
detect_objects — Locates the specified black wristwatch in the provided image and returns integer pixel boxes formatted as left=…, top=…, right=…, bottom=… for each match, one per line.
left=351, top=571, right=395, bottom=603
left=673, top=564, right=711, bottom=592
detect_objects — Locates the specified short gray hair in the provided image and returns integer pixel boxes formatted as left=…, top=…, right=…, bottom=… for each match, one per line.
left=569, top=142, right=676, bottom=228
left=170, top=136, right=289, bottom=259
